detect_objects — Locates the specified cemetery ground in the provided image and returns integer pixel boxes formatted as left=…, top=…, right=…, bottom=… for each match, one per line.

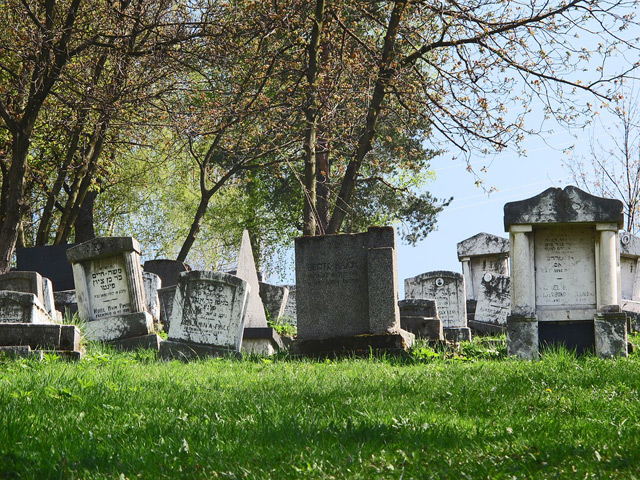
left=1, top=335, right=639, bottom=479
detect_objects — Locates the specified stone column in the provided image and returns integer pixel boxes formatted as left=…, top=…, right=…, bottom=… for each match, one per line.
left=507, top=225, right=537, bottom=360
left=460, top=257, right=473, bottom=301
left=594, top=223, right=627, bottom=358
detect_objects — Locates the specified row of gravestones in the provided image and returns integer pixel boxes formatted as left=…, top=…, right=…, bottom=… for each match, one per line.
left=0, top=185, right=632, bottom=359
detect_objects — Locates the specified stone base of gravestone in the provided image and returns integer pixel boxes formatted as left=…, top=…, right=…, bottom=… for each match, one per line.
left=400, top=317, right=443, bottom=341
left=0, top=271, right=57, bottom=320
left=157, top=285, right=176, bottom=331
left=468, top=320, right=505, bottom=335
left=621, top=300, right=640, bottom=332
left=538, top=320, right=595, bottom=355
left=291, top=331, right=414, bottom=358
left=0, top=291, right=53, bottom=324
left=109, top=333, right=162, bottom=352
left=506, top=315, right=538, bottom=360
left=594, top=313, right=628, bottom=358
left=242, top=327, right=284, bottom=355
left=0, top=324, right=83, bottom=360
left=159, top=340, right=241, bottom=361
left=53, top=290, right=78, bottom=317
left=443, top=327, right=472, bottom=342
left=84, top=311, right=153, bottom=342
left=0, top=345, right=44, bottom=360
left=466, top=300, right=477, bottom=322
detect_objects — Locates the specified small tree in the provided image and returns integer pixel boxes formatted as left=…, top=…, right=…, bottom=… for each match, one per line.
left=564, top=84, right=640, bottom=233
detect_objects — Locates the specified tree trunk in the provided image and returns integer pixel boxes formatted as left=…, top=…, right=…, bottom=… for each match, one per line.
left=316, top=138, right=330, bottom=233
left=327, top=0, right=407, bottom=234
left=176, top=193, right=213, bottom=263
left=74, top=188, right=97, bottom=243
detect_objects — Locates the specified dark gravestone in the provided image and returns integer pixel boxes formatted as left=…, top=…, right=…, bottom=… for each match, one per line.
left=16, top=244, right=76, bottom=291
left=143, top=259, right=190, bottom=287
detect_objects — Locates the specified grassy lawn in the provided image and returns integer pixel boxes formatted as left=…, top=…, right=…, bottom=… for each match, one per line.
left=0, top=336, right=639, bottom=479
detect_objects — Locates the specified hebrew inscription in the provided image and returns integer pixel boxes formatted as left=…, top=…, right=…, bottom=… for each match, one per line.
left=534, top=226, right=596, bottom=308
left=86, top=256, right=131, bottom=319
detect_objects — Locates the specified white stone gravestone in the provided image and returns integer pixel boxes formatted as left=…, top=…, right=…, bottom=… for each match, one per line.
left=67, top=237, right=159, bottom=350
left=404, top=271, right=471, bottom=341
left=619, top=232, right=640, bottom=330
left=473, top=273, right=510, bottom=332
left=456, top=233, right=510, bottom=301
left=159, top=271, right=250, bottom=360
left=504, top=186, right=627, bottom=359
left=294, top=227, right=413, bottom=356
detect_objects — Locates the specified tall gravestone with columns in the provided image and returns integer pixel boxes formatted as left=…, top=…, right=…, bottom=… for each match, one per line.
left=504, top=186, right=627, bottom=359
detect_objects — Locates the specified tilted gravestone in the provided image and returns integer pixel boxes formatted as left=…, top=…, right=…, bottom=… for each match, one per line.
left=398, top=299, right=443, bottom=341
left=234, top=230, right=283, bottom=354
left=67, top=237, right=159, bottom=350
left=282, top=285, right=297, bottom=326
left=16, top=244, right=76, bottom=291
left=619, top=232, right=640, bottom=331
left=258, top=282, right=289, bottom=323
left=293, top=227, right=413, bottom=356
left=504, top=186, right=627, bottom=359
left=143, top=272, right=162, bottom=327
left=473, top=273, right=510, bottom=333
left=144, top=259, right=190, bottom=332
left=0, top=272, right=83, bottom=359
left=159, top=271, right=250, bottom=360
left=404, top=271, right=471, bottom=342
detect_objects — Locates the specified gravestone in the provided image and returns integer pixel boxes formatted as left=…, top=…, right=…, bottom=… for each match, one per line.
left=472, top=273, right=510, bottom=333
left=398, top=299, right=443, bottom=340
left=619, top=232, right=640, bottom=331
left=293, top=227, right=413, bottom=356
left=144, top=259, right=190, bottom=332
left=16, top=244, right=76, bottom=291
left=404, top=271, right=471, bottom=342
left=457, top=233, right=510, bottom=301
left=0, top=273, right=83, bottom=359
left=67, top=237, right=159, bottom=350
left=258, top=282, right=289, bottom=323
left=159, top=271, right=250, bottom=360
left=143, top=272, right=162, bottom=327
left=0, top=271, right=57, bottom=321
left=504, top=186, right=627, bottom=359
left=282, top=285, right=297, bottom=326
left=234, top=230, right=283, bottom=354
left=54, top=290, right=77, bottom=317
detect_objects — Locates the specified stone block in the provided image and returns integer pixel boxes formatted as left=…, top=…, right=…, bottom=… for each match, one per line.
left=109, top=333, right=162, bottom=351
left=474, top=273, right=510, bottom=326
left=242, top=327, right=284, bottom=355
left=594, top=313, right=628, bottom=358
left=290, top=331, right=414, bottom=358
left=0, top=345, right=43, bottom=360
left=444, top=327, right=472, bottom=342
left=84, top=312, right=153, bottom=342
left=506, top=315, right=538, bottom=360
left=0, top=324, right=80, bottom=350
left=143, top=272, right=162, bottom=322
left=143, top=259, right=190, bottom=287
left=16, top=244, right=76, bottom=291
left=400, top=316, right=443, bottom=340
left=258, top=282, right=289, bottom=322
left=398, top=299, right=438, bottom=318
left=0, top=291, right=53, bottom=324
left=53, top=289, right=78, bottom=317
left=157, top=285, right=176, bottom=331
left=159, top=340, right=240, bottom=361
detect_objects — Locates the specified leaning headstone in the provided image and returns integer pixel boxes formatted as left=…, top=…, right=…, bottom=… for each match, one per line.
left=144, top=259, right=190, bottom=332
left=0, top=271, right=57, bottom=321
left=620, top=232, right=640, bottom=331
left=282, top=285, right=297, bottom=326
left=159, top=271, right=250, bottom=360
left=16, top=244, right=76, bottom=291
left=398, top=299, right=443, bottom=341
left=471, top=273, right=510, bottom=333
left=143, top=272, right=162, bottom=327
left=293, top=226, right=413, bottom=356
left=405, top=271, right=471, bottom=342
left=67, top=237, right=159, bottom=350
left=234, top=231, right=283, bottom=355
left=258, top=282, right=289, bottom=323
left=504, top=186, right=627, bottom=359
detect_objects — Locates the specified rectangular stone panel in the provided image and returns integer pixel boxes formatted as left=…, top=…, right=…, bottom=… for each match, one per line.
left=86, top=255, right=132, bottom=319
left=534, top=226, right=596, bottom=320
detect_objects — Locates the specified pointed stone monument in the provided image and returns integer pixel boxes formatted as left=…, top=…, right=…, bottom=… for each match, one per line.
left=235, top=230, right=283, bottom=354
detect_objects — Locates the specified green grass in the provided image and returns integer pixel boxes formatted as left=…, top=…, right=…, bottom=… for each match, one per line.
left=0, top=337, right=639, bottom=479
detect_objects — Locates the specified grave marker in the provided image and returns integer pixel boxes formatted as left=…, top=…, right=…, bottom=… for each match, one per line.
left=504, top=186, right=627, bottom=359
left=619, top=232, right=640, bottom=331
left=398, top=299, right=443, bottom=340
left=473, top=273, right=510, bottom=333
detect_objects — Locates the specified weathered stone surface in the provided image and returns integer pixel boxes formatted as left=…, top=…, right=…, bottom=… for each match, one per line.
left=291, top=331, right=414, bottom=358
left=235, top=230, right=268, bottom=329
left=109, top=333, right=162, bottom=352
left=168, top=271, right=249, bottom=352
left=282, top=285, right=297, bottom=325
left=159, top=339, right=240, bottom=360
left=457, top=232, right=509, bottom=258
left=0, top=324, right=81, bottom=350
left=143, top=259, right=190, bottom=287
left=242, top=327, right=285, bottom=355
left=16, top=244, right=76, bottom=291
left=67, top=237, right=140, bottom=263
left=0, top=291, right=53, bottom=324
left=504, top=186, right=624, bottom=229
left=258, top=282, right=289, bottom=322
left=0, top=345, right=42, bottom=360
left=143, top=272, right=162, bottom=322
left=443, top=327, right=472, bottom=342
left=400, top=317, right=443, bottom=340
left=506, top=315, right=538, bottom=360
left=295, top=227, right=403, bottom=343
left=84, top=312, right=153, bottom=342
left=594, top=313, right=628, bottom=358
left=457, top=233, right=510, bottom=301
left=620, top=231, right=640, bottom=257
left=404, top=271, right=468, bottom=330
left=398, top=299, right=438, bottom=318
left=474, top=273, right=510, bottom=326
left=53, top=289, right=78, bottom=317
left=157, top=285, right=177, bottom=331
left=0, top=271, right=57, bottom=320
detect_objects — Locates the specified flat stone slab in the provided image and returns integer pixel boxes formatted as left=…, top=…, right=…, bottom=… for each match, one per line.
left=443, top=327, right=472, bottom=343
left=16, top=244, right=76, bottom=291
left=290, top=331, right=414, bottom=358
left=0, top=345, right=43, bottom=360
left=0, top=324, right=81, bottom=351
left=457, top=232, right=509, bottom=258
left=0, top=291, right=53, bottom=324
left=159, top=339, right=240, bottom=361
left=400, top=316, right=443, bottom=340
left=84, top=312, right=152, bottom=342
left=398, top=299, right=438, bottom=318
left=243, top=327, right=284, bottom=350
left=108, top=333, right=162, bottom=352
left=468, top=320, right=505, bottom=335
